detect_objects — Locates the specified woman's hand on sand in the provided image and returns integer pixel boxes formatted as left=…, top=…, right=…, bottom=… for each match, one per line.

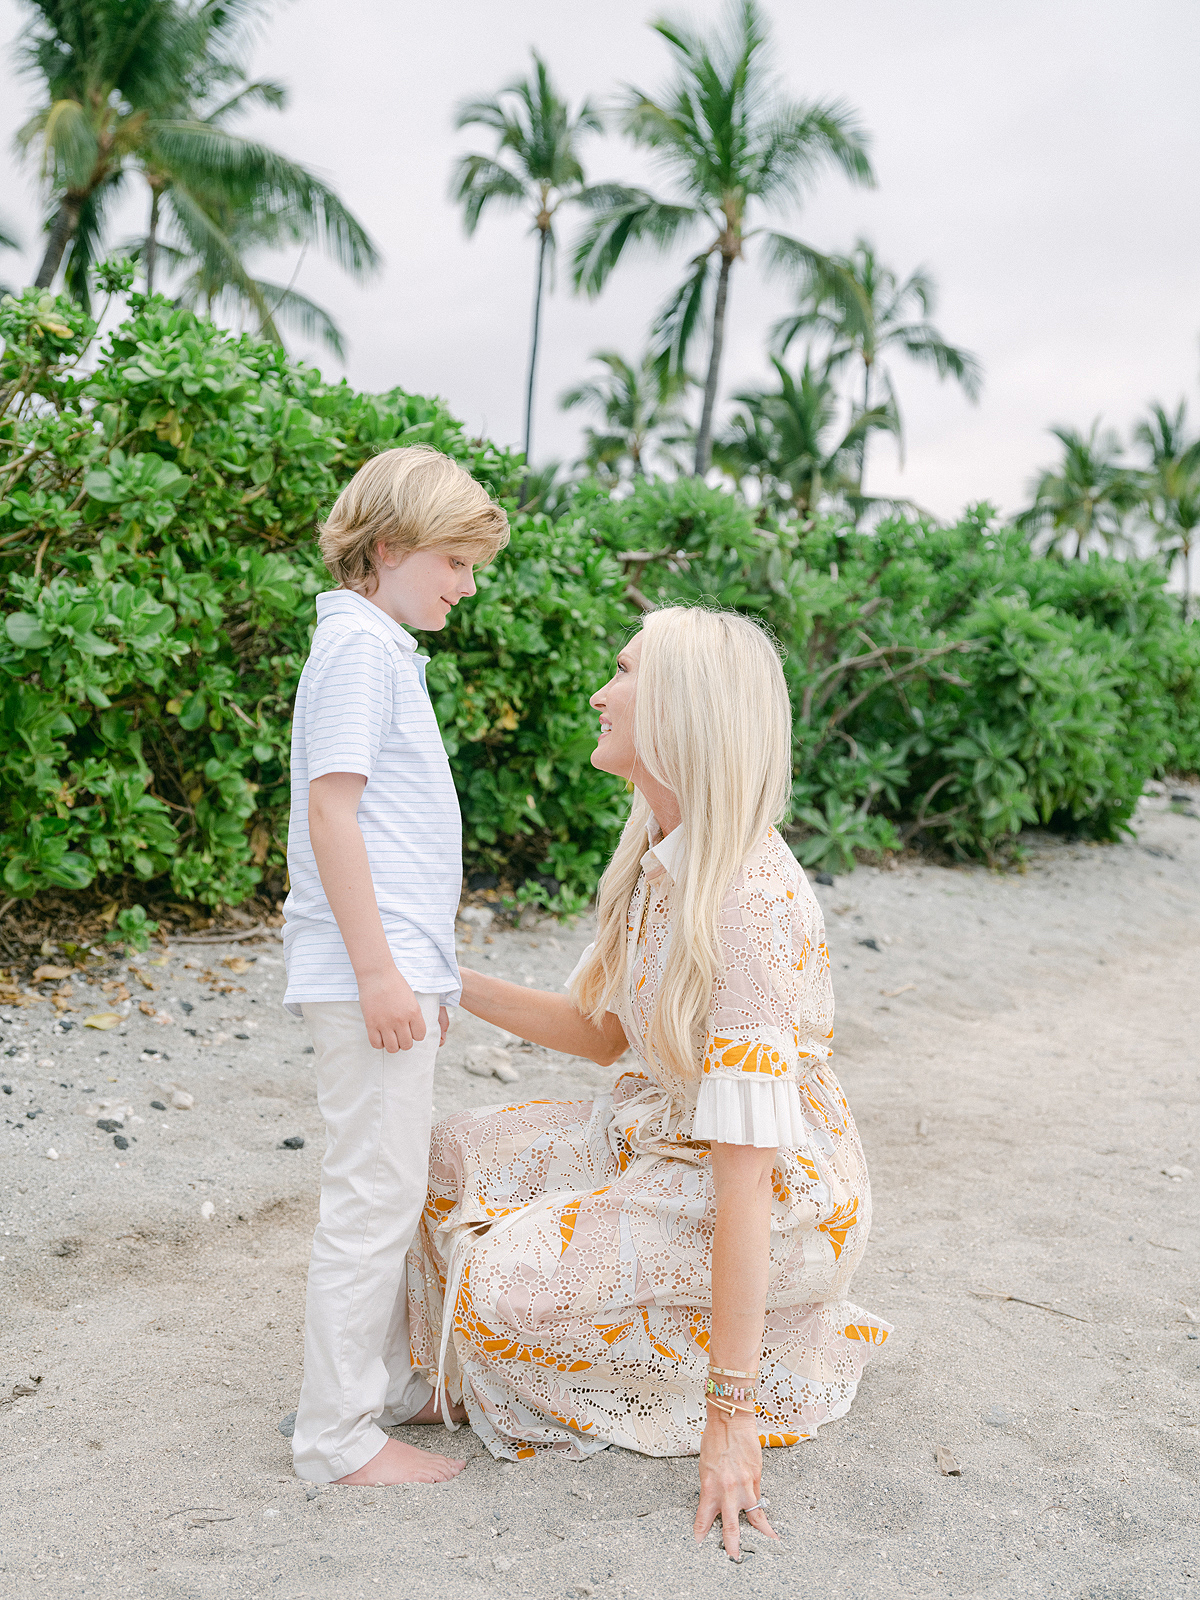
left=694, top=1410, right=778, bottom=1561
left=356, top=967, right=427, bottom=1052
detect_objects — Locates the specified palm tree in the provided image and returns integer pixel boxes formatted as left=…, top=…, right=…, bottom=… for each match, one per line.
left=453, top=54, right=601, bottom=465
left=715, top=355, right=897, bottom=516
left=15, top=0, right=378, bottom=316
left=1136, top=401, right=1200, bottom=618
left=1018, top=422, right=1138, bottom=559
left=560, top=350, right=692, bottom=481
left=774, top=238, right=982, bottom=495
left=572, top=0, right=872, bottom=478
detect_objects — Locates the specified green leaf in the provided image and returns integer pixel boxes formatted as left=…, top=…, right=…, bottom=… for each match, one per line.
left=178, top=692, right=208, bottom=731
left=5, top=612, right=50, bottom=649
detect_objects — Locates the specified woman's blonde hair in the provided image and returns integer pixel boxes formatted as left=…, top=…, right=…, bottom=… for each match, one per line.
left=571, top=605, right=792, bottom=1085
left=318, top=444, right=509, bottom=592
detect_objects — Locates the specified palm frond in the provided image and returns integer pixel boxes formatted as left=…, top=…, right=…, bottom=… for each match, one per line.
left=244, top=276, right=345, bottom=357
left=150, top=121, right=380, bottom=276
left=450, top=154, right=528, bottom=233
left=892, top=324, right=983, bottom=400
left=571, top=188, right=701, bottom=296
left=650, top=250, right=716, bottom=378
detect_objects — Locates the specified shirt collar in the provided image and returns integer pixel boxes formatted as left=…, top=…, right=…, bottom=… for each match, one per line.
left=642, top=820, right=685, bottom=885
left=316, top=588, right=418, bottom=653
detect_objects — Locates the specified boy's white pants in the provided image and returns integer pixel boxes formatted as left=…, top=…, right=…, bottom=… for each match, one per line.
left=292, top=996, right=439, bottom=1482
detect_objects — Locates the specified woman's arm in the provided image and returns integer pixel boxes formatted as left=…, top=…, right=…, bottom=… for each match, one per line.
left=694, top=1140, right=780, bottom=1562
left=457, top=965, right=628, bottom=1067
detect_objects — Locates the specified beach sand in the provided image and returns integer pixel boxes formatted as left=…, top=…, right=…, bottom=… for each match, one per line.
left=1, top=784, right=1198, bottom=1599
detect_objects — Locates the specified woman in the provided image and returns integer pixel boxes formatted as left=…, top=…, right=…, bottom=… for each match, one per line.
left=407, top=606, right=889, bottom=1558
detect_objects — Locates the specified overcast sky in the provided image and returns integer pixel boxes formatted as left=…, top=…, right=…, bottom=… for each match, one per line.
left=2, top=0, right=1199, bottom=521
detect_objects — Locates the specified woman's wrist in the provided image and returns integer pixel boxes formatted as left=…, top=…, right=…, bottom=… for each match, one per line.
left=704, top=1400, right=759, bottom=1431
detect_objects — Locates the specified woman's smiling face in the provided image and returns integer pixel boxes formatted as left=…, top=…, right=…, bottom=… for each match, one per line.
left=589, top=634, right=641, bottom=779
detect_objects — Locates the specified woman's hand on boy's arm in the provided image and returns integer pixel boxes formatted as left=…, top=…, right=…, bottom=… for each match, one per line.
left=457, top=965, right=627, bottom=1066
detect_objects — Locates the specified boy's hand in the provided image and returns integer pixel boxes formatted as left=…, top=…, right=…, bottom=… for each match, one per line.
left=357, top=967, right=427, bottom=1053
left=438, top=1007, right=450, bottom=1048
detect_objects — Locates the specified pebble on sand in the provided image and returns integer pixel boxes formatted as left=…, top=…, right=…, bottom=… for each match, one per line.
left=200, top=1201, right=215, bottom=1221
left=279, top=1135, right=305, bottom=1150
left=464, top=1045, right=521, bottom=1084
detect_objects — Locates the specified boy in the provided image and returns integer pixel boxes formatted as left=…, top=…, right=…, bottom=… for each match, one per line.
left=282, top=445, right=509, bottom=1485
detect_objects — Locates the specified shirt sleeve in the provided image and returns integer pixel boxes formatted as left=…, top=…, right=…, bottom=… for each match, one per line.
left=304, top=630, right=396, bottom=782
left=694, top=853, right=835, bottom=1148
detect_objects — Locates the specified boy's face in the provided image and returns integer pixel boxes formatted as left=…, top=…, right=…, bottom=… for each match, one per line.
left=369, top=542, right=482, bottom=631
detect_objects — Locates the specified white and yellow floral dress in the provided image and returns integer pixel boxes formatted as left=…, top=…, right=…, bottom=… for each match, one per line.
left=407, top=824, right=890, bottom=1460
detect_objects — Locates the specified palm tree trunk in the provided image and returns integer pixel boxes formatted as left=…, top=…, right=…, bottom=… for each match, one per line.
left=694, top=253, right=733, bottom=477
left=34, top=196, right=84, bottom=289
left=858, top=358, right=872, bottom=496
left=523, top=227, right=550, bottom=467
left=145, top=187, right=161, bottom=295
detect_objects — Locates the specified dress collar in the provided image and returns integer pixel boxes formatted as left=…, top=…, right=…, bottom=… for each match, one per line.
left=642, top=820, right=685, bottom=886
left=316, top=588, right=419, bottom=653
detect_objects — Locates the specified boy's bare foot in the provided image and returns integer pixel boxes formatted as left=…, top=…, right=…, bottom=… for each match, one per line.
left=407, top=1390, right=468, bottom=1426
left=335, top=1438, right=465, bottom=1486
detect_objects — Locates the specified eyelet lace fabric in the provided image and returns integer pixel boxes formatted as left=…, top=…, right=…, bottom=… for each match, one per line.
left=407, top=827, right=889, bottom=1460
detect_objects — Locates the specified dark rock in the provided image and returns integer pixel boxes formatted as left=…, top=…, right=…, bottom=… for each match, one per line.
left=180, top=1001, right=194, bottom=1014
left=302, top=1046, right=314, bottom=1055
left=1169, top=792, right=1194, bottom=803
left=26, top=1108, right=42, bottom=1120
left=814, top=873, right=835, bottom=886
left=112, top=1134, right=129, bottom=1151
left=149, top=1100, right=167, bottom=1111
left=4, top=1047, right=17, bottom=1057
left=1, top=1085, right=10, bottom=1095
left=96, top=1118, right=123, bottom=1133
left=279, top=1135, right=305, bottom=1150
left=278, top=1410, right=297, bottom=1438
left=58, top=1021, right=74, bottom=1031
left=467, top=872, right=500, bottom=892
left=184, top=1029, right=197, bottom=1036
left=858, top=938, right=881, bottom=952
left=234, top=1033, right=250, bottom=1040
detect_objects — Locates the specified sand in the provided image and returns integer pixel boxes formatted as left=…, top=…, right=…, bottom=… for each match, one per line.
left=1, top=783, right=1198, bottom=1600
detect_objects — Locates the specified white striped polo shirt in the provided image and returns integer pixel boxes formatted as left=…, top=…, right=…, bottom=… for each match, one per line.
left=281, top=589, right=461, bottom=1014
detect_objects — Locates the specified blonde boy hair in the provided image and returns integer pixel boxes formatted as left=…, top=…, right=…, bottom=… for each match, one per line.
left=318, top=444, right=510, bottom=592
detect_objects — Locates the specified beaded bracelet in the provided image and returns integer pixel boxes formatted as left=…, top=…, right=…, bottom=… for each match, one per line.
left=704, top=1377, right=758, bottom=1403
left=708, top=1365, right=759, bottom=1381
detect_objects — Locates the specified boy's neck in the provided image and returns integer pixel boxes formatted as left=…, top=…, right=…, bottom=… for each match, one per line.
left=348, top=585, right=414, bottom=633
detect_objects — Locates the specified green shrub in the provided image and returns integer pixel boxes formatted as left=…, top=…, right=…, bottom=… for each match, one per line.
left=2, top=286, right=1198, bottom=917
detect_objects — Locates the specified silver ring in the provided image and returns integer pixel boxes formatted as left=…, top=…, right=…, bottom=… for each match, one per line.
left=744, top=1500, right=764, bottom=1513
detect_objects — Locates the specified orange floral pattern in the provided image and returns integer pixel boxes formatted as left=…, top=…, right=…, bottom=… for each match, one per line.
left=406, top=829, right=889, bottom=1460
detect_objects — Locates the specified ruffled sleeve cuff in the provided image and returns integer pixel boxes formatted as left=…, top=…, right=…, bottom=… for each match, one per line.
left=691, top=1075, right=807, bottom=1149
